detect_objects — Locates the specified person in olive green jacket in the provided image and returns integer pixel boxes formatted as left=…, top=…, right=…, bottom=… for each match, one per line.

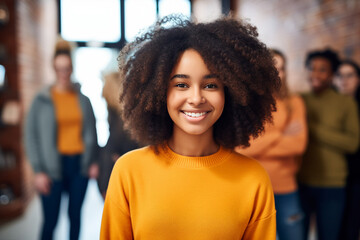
left=298, top=48, right=359, bottom=240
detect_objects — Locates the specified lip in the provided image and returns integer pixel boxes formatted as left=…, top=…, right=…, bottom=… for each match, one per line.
left=181, top=110, right=210, bottom=122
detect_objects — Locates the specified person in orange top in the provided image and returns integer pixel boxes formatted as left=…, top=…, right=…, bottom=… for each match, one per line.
left=25, top=40, right=98, bottom=240
left=236, top=49, right=308, bottom=240
left=100, top=16, right=280, bottom=239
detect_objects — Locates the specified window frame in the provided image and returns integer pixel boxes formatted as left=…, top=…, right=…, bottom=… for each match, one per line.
left=57, top=0, right=192, bottom=50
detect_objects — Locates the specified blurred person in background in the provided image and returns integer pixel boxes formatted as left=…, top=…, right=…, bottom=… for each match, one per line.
left=334, top=60, right=360, bottom=240
left=298, top=49, right=359, bottom=240
left=237, top=49, right=307, bottom=240
left=97, top=72, right=139, bottom=199
left=24, top=39, right=99, bottom=240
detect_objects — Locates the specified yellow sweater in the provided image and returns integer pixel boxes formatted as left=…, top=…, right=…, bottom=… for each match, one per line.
left=100, top=145, right=276, bottom=240
left=52, top=89, right=84, bottom=154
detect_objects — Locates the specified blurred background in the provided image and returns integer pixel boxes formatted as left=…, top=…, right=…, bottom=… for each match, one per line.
left=0, top=0, right=359, bottom=239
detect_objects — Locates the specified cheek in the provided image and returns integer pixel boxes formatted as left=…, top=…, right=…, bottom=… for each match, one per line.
left=349, top=78, right=359, bottom=88
left=166, top=91, right=180, bottom=115
left=212, top=93, right=225, bottom=115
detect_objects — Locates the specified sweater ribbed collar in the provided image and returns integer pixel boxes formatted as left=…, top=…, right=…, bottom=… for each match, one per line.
left=159, top=144, right=232, bottom=169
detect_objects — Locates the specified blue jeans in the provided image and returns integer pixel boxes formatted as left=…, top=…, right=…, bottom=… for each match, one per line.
left=299, top=184, right=345, bottom=240
left=40, top=154, right=88, bottom=240
left=275, top=191, right=304, bottom=240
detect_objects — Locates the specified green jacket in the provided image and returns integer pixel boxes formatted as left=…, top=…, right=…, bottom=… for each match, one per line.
left=24, top=83, right=98, bottom=180
left=298, top=88, right=359, bottom=187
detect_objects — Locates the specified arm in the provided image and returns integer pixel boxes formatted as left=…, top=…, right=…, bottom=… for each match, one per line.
left=100, top=160, right=133, bottom=239
left=309, top=98, right=359, bottom=153
left=81, top=96, right=99, bottom=178
left=263, top=96, right=308, bottom=158
left=236, top=130, right=282, bottom=158
left=24, top=97, right=42, bottom=173
left=242, top=170, right=276, bottom=239
left=24, top=97, right=53, bottom=194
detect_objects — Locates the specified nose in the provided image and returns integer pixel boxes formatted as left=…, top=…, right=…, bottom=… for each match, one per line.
left=188, top=87, right=205, bottom=105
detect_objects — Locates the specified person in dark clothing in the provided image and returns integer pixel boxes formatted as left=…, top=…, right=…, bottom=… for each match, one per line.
left=97, top=72, right=139, bottom=198
left=334, top=59, right=360, bottom=240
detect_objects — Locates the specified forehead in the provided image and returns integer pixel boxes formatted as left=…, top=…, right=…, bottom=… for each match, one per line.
left=172, top=49, right=210, bottom=73
left=339, top=64, right=356, bottom=73
left=310, top=57, right=331, bottom=68
left=54, top=54, right=72, bottom=65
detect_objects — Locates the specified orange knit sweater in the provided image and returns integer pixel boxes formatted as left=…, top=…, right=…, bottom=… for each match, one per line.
left=236, top=95, right=307, bottom=193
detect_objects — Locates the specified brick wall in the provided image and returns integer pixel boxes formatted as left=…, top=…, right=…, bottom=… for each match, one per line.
left=0, top=0, right=56, bottom=220
left=233, top=0, right=360, bottom=93
left=17, top=0, right=57, bottom=112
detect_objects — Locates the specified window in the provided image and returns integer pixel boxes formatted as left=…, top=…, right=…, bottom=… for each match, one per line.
left=124, top=0, right=157, bottom=42
left=60, top=0, right=121, bottom=43
left=158, top=0, right=191, bottom=18
left=73, top=47, right=118, bottom=146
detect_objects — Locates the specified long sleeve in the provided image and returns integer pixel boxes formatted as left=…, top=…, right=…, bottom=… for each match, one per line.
left=263, top=96, right=307, bottom=158
left=100, top=159, right=133, bottom=239
left=242, top=171, right=277, bottom=240
left=237, top=131, right=282, bottom=158
left=299, top=90, right=360, bottom=187
left=239, top=96, right=307, bottom=159
left=80, top=95, right=99, bottom=165
left=24, top=97, right=43, bottom=173
left=309, top=97, right=359, bottom=153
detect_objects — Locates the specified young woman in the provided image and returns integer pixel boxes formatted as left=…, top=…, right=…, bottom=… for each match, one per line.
left=298, top=49, right=359, bottom=240
left=237, top=49, right=307, bottom=240
left=25, top=40, right=98, bottom=240
left=100, top=16, right=280, bottom=239
left=334, top=60, right=360, bottom=240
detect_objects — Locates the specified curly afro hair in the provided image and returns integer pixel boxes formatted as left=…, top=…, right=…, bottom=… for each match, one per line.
left=118, top=15, right=281, bottom=148
left=305, top=48, right=340, bottom=73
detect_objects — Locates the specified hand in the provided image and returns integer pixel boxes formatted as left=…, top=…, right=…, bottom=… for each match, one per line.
left=34, top=173, right=52, bottom=195
left=88, top=163, right=99, bottom=179
left=283, top=121, right=302, bottom=136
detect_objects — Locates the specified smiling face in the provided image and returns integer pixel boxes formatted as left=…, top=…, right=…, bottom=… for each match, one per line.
left=334, top=63, right=360, bottom=96
left=307, top=57, right=334, bottom=93
left=53, top=54, right=73, bottom=89
left=166, top=49, right=225, bottom=138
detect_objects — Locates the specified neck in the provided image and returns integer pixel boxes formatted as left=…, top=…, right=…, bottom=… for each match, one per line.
left=168, top=128, right=219, bottom=157
left=54, top=82, right=72, bottom=92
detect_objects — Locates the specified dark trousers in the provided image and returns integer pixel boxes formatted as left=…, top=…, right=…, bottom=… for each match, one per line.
left=341, top=181, right=360, bottom=240
left=299, top=184, right=345, bottom=240
left=40, top=154, right=88, bottom=240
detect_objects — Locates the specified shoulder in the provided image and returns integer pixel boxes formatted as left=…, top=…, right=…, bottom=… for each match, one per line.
left=227, top=150, right=271, bottom=180
left=289, top=94, right=304, bottom=105
left=34, top=86, right=52, bottom=101
left=29, top=86, right=53, bottom=110
left=113, top=146, right=155, bottom=170
left=331, top=90, right=357, bottom=108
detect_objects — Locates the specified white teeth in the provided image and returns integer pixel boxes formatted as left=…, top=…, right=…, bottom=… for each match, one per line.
left=183, top=111, right=206, bottom=118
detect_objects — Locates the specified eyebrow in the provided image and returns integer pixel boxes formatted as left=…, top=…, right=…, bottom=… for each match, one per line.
left=204, top=74, right=218, bottom=79
left=170, top=73, right=218, bottom=80
left=170, top=74, right=188, bottom=80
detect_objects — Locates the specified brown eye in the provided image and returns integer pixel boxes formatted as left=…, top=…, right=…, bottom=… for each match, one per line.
left=205, top=83, right=218, bottom=89
left=175, top=83, right=188, bottom=88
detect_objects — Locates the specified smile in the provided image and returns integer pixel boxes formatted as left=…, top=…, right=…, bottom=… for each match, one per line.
left=182, top=111, right=208, bottom=118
